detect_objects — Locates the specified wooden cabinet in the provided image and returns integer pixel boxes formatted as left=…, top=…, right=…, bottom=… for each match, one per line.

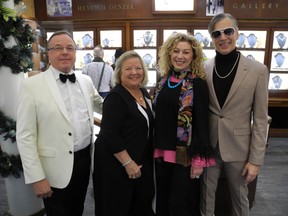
left=33, top=0, right=288, bottom=137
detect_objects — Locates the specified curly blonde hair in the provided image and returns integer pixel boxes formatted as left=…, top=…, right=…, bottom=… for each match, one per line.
left=158, top=32, right=206, bottom=79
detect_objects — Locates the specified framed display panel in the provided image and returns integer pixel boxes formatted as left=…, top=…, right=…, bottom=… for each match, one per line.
left=46, top=0, right=72, bottom=17
left=133, top=30, right=157, bottom=47
left=272, top=31, right=288, bottom=49
left=73, top=31, right=94, bottom=49
left=268, top=73, right=288, bottom=90
left=193, top=29, right=213, bottom=48
left=75, top=50, right=94, bottom=70
left=239, top=50, right=265, bottom=64
left=271, top=31, right=288, bottom=72
left=236, top=30, right=267, bottom=49
left=270, top=51, right=288, bottom=71
left=103, top=49, right=116, bottom=65
left=100, top=30, right=122, bottom=48
left=163, top=29, right=188, bottom=42
left=147, top=69, right=158, bottom=87
left=152, top=0, right=195, bottom=14
left=203, top=49, right=216, bottom=60
left=134, top=49, right=157, bottom=69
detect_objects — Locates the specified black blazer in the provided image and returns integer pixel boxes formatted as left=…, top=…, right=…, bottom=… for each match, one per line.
left=94, top=84, right=154, bottom=172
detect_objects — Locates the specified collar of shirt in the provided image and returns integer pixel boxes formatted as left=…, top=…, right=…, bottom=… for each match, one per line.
left=50, top=65, right=75, bottom=82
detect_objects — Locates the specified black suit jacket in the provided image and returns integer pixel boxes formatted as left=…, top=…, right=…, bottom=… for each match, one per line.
left=94, top=84, right=153, bottom=172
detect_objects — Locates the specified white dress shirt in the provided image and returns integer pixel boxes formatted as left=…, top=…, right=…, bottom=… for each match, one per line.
left=52, top=66, right=92, bottom=152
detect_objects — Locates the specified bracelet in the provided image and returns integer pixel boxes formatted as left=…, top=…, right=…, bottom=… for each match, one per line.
left=122, top=159, right=132, bottom=167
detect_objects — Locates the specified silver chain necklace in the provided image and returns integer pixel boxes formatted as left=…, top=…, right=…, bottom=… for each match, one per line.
left=214, top=53, right=240, bottom=79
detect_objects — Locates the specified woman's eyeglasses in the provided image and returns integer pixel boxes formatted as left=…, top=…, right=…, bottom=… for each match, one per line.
left=211, top=27, right=236, bottom=39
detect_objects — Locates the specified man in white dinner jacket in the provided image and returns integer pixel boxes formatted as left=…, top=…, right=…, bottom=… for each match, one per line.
left=16, top=30, right=103, bottom=216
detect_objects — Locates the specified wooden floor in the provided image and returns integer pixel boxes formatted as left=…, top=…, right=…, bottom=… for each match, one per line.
left=1, top=137, right=287, bottom=216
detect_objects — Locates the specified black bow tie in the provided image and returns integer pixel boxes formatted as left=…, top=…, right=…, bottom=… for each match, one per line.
left=59, top=73, right=76, bottom=83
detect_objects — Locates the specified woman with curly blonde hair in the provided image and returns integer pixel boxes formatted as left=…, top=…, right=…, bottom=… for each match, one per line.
left=153, top=32, right=215, bottom=216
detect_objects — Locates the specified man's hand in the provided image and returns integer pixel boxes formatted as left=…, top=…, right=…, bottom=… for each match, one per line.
left=33, top=179, right=53, bottom=198
left=242, top=162, right=261, bottom=184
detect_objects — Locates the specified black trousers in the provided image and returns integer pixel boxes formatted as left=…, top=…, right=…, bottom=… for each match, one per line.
left=155, top=160, right=201, bottom=216
left=43, top=145, right=91, bottom=216
left=93, top=159, right=155, bottom=216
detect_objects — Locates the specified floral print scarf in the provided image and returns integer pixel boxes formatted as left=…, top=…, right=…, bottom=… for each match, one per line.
left=153, top=69, right=196, bottom=166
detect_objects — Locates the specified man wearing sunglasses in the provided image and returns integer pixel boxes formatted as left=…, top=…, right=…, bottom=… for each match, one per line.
left=200, top=13, right=269, bottom=216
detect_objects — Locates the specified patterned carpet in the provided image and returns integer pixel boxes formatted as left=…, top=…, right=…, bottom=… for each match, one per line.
left=1, top=138, right=288, bottom=216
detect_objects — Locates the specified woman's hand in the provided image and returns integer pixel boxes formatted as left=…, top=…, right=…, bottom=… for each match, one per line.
left=124, top=160, right=142, bottom=179
left=190, top=166, right=203, bottom=179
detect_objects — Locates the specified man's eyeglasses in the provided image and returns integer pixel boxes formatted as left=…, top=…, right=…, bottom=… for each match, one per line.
left=48, top=46, right=76, bottom=52
left=211, top=27, right=236, bottom=39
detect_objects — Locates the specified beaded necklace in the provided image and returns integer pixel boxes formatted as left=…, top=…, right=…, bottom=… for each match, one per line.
left=167, top=71, right=187, bottom=89
left=168, top=76, right=183, bottom=88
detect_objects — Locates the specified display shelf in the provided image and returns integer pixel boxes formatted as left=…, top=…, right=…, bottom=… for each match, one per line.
left=270, top=31, right=288, bottom=73
left=163, top=29, right=188, bottom=42
left=133, top=30, right=157, bottom=48
left=100, top=30, right=122, bottom=48
left=134, top=48, right=157, bottom=69
left=73, top=31, right=94, bottom=49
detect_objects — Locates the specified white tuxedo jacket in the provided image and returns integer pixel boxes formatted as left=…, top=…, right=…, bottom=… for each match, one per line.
left=205, top=54, right=269, bottom=165
left=16, top=67, right=103, bottom=188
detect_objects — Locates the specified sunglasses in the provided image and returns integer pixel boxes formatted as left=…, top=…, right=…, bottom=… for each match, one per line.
left=211, top=27, right=236, bottom=39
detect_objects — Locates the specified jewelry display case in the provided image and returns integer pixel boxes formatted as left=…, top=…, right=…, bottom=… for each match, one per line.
left=269, top=30, right=288, bottom=91
left=193, top=29, right=215, bottom=60
left=73, top=31, right=94, bottom=49
left=99, top=30, right=123, bottom=65
left=133, top=29, right=157, bottom=69
left=74, top=50, right=94, bottom=70
left=236, top=30, right=267, bottom=64
left=72, top=31, right=95, bottom=70
left=163, top=29, right=188, bottom=42
left=192, top=29, right=267, bottom=63
left=267, top=30, right=288, bottom=137
left=42, top=24, right=287, bottom=136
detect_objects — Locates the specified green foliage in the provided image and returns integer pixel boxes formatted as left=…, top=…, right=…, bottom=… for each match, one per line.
left=0, top=13, right=36, bottom=74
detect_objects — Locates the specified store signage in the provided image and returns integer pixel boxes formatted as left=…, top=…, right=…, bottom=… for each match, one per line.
left=232, top=2, right=279, bottom=9
left=225, top=0, right=287, bottom=19
left=77, top=4, right=135, bottom=12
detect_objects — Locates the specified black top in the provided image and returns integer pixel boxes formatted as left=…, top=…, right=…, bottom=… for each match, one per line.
left=94, top=84, right=154, bottom=171
left=213, top=49, right=240, bottom=108
left=154, top=81, right=181, bottom=150
left=154, top=77, right=210, bottom=156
